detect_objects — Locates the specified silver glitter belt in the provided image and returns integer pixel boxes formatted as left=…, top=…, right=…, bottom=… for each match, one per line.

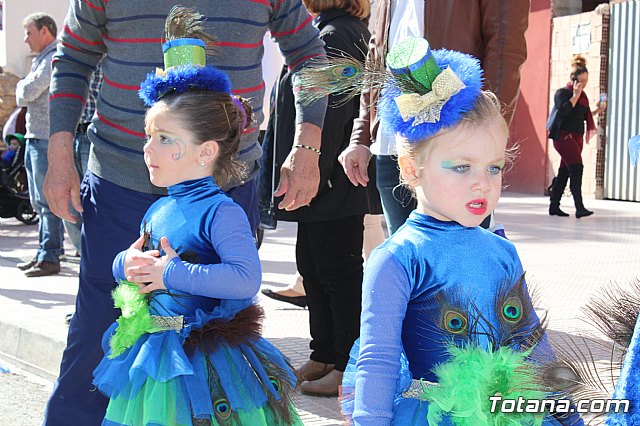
left=150, top=315, right=184, bottom=332
left=401, top=379, right=438, bottom=400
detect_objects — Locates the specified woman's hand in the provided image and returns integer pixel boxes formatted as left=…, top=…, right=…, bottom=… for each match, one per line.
left=124, top=236, right=179, bottom=294
left=339, top=143, right=372, bottom=187
left=572, top=79, right=585, bottom=98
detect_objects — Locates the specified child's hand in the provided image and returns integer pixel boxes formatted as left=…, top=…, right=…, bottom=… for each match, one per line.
left=123, top=234, right=157, bottom=271
left=126, top=237, right=179, bottom=294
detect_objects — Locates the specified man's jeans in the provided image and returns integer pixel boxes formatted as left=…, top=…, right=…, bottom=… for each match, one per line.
left=375, top=155, right=416, bottom=235
left=63, top=132, right=91, bottom=254
left=24, top=138, right=64, bottom=263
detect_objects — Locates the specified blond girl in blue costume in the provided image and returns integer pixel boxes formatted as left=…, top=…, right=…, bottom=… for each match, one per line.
left=337, top=37, right=584, bottom=426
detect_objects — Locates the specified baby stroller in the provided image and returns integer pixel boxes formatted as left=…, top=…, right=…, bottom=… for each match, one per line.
left=0, top=135, right=37, bottom=225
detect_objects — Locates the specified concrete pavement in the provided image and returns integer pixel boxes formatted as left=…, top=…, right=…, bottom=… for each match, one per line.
left=0, top=193, right=639, bottom=424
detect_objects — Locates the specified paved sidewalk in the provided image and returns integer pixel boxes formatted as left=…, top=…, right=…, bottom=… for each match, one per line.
left=0, top=194, right=639, bottom=424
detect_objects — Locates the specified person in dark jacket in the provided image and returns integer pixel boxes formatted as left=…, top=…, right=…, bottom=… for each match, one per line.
left=548, top=55, right=605, bottom=218
left=338, top=0, right=530, bottom=234
left=259, top=0, right=376, bottom=397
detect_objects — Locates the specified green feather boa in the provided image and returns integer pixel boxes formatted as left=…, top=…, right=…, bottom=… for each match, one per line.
left=421, top=344, right=546, bottom=426
left=108, top=280, right=157, bottom=358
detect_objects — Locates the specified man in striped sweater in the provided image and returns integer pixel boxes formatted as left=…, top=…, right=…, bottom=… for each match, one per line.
left=42, top=2, right=326, bottom=424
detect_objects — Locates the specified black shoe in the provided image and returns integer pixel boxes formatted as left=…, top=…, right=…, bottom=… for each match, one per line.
left=17, top=257, right=37, bottom=271
left=261, top=289, right=307, bottom=308
left=549, top=205, right=569, bottom=217
left=576, top=208, right=594, bottom=218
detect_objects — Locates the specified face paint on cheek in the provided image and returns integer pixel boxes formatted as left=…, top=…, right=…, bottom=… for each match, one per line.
left=163, top=137, right=186, bottom=160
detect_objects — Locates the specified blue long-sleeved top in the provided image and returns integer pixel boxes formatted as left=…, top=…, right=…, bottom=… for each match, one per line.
left=113, top=177, right=261, bottom=305
left=352, top=211, right=581, bottom=426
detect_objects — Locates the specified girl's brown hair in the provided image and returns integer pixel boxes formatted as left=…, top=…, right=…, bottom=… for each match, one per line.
left=302, top=0, right=370, bottom=20
left=155, top=90, right=253, bottom=189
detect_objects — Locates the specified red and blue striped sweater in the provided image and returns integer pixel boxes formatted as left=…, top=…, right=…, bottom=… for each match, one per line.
left=50, top=0, right=327, bottom=194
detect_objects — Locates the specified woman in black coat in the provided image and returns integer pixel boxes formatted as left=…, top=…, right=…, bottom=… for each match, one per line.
left=548, top=55, right=605, bottom=218
left=258, top=0, right=378, bottom=397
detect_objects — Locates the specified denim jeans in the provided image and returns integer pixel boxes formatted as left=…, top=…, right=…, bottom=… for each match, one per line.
left=62, top=132, right=91, bottom=254
left=256, top=127, right=277, bottom=230
left=24, top=138, right=64, bottom=263
left=375, top=155, right=416, bottom=235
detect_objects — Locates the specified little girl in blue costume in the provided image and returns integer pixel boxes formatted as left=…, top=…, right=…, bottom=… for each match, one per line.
left=92, top=10, right=301, bottom=425
left=340, top=37, right=584, bottom=426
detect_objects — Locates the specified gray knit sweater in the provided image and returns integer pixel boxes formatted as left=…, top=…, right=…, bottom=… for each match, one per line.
left=50, top=1, right=327, bottom=194
left=16, top=40, right=58, bottom=140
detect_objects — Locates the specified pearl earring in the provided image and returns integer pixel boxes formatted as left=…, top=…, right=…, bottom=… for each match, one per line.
left=200, top=160, right=206, bottom=166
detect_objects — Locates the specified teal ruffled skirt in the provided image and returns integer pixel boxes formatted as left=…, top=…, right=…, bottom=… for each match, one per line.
left=94, top=303, right=301, bottom=426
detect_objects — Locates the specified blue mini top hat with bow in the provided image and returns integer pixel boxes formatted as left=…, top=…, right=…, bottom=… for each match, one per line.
left=379, top=37, right=484, bottom=143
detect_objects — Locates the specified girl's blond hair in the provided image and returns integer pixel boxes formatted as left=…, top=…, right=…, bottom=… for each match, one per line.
left=398, top=92, right=507, bottom=158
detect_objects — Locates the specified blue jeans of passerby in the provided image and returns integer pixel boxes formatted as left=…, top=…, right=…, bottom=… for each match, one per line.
left=43, top=172, right=259, bottom=425
left=256, top=128, right=277, bottom=230
left=62, top=132, right=91, bottom=254
left=375, top=155, right=416, bottom=235
left=24, top=138, right=64, bottom=264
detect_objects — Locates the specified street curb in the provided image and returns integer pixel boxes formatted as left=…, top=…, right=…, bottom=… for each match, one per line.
left=0, top=321, right=62, bottom=381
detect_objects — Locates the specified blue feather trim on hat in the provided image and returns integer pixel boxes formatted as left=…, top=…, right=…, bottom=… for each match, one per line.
left=379, top=49, right=483, bottom=143
left=139, top=64, right=232, bottom=107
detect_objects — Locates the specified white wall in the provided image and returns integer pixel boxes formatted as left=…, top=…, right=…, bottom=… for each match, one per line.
left=1, top=0, right=68, bottom=76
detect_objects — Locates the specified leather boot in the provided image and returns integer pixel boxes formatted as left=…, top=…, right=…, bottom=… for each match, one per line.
left=549, top=167, right=569, bottom=216
left=568, top=164, right=593, bottom=218
left=300, top=369, right=343, bottom=397
left=295, top=360, right=335, bottom=382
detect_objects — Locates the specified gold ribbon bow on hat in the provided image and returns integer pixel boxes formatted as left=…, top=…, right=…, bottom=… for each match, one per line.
left=394, top=67, right=466, bottom=125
